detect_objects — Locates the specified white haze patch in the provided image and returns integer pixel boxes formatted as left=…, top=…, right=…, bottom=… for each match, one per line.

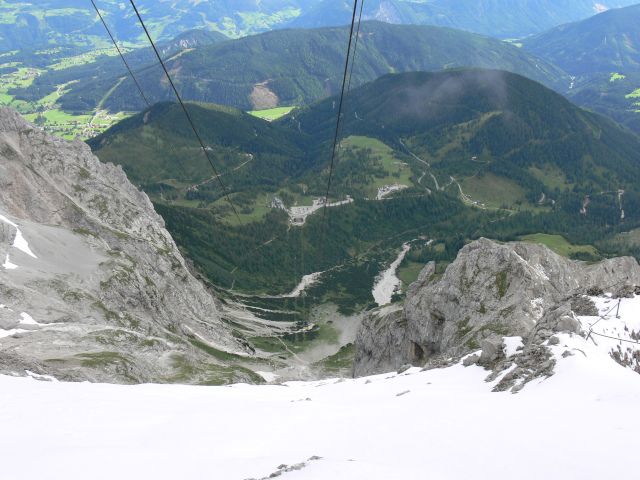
left=372, top=243, right=411, bottom=306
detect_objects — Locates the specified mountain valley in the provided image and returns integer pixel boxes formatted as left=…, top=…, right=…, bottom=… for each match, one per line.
left=2, top=3, right=640, bottom=477
left=79, top=69, right=640, bottom=375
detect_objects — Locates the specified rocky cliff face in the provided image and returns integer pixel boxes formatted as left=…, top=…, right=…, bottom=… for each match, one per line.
left=353, top=237, right=640, bottom=377
left=0, top=107, right=255, bottom=384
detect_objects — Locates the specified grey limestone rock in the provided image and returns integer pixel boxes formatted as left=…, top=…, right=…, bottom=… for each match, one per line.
left=351, top=304, right=411, bottom=377
left=478, top=337, right=505, bottom=367
left=570, top=295, right=599, bottom=316
left=397, top=364, right=412, bottom=374
left=353, top=237, right=640, bottom=376
left=462, top=354, right=480, bottom=367
left=0, top=108, right=249, bottom=383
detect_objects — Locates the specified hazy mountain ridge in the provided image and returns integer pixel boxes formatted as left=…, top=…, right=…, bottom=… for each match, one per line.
left=288, top=0, right=639, bottom=39
left=0, top=0, right=317, bottom=50
left=12, top=28, right=228, bottom=107
left=286, top=69, right=640, bottom=207
left=55, top=22, right=567, bottom=114
left=517, top=4, right=640, bottom=135
left=520, top=3, right=640, bottom=75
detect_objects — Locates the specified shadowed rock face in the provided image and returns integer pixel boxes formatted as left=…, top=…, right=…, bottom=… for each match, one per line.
left=353, top=237, right=640, bottom=377
left=0, top=107, right=249, bottom=384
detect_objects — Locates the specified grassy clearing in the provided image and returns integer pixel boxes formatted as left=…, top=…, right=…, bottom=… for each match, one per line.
left=518, top=233, right=599, bottom=258
left=529, top=164, right=573, bottom=191
left=626, top=88, right=640, bottom=98
left=340, top=136, right=414, bottom=197
left=610, top=73, right=626, bottom=82
left=212, top=187, right=315, bottom=224
left=397, top=260, right=424, bottom=286
left=315, top=343, right=355, bottom=373
left=216, top=202, right=272, bottom=226
left=232, top=205, right=272, bottom=225
left=276, top=187, right=314, bottom=207
left=248, top=106, right=293, bottom=121
left=0, top=44, right=133, bottom=139
left=249, top=336, right=287, bottom=354
left=458, top=173, right=531, bottom=209
left=49, top=48, right=128, bottom=71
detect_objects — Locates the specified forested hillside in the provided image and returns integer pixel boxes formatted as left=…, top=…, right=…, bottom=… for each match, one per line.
left=54, top=22, right=567, bottom=114
left=88, top=69, right=640, bottom=304
left=565, top=71, right=640, bottom=136
left=518, top=4, right=640, bottom=136
left=286, top=69, right=640, bottom=204
left=10, top=29, right=228, bottom=107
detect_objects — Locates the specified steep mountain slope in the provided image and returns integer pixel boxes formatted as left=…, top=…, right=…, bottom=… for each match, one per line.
left=517, top=5, right=640, bottom=136
left=0, top=107, right=260, bottom=384
left=520, top=3, right=640, bottom=75
left=86, top=69, right=640, bottom=316
left=564, top=71, right=640, bottom=136
left=289, top=0, right=638, bottom=39
left=59, top=21, right=567, bottom=113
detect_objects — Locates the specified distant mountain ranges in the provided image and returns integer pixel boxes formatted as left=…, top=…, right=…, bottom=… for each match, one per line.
left=289, top=0, right=639, bottom=39
left=7, top=1, right=640, bottom=296
left=520, top=3, right=640, bottom=75
left=516, top=3, right=640, bottom=136
left=0, top=0, right=313, bottom=49
left=44, top=21, right=566, bottom=114
left=2, top=0, right=636, bottom=51
left=8, top=1, right=640, bottom=135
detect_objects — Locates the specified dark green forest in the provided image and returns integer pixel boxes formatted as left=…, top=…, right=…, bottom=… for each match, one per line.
left=88, top=68, right=640, bottom=310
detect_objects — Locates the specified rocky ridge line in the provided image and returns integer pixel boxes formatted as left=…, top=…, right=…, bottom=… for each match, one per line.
left=352, top=237, right=640, bottom=378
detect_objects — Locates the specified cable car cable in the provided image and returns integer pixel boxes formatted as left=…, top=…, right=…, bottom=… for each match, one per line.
left=128, top=0, right=245, bottom=230
left=90, top=0, right=196, bottom=191
left=337, top=0, right=365, bottom=149
left=315, top=0, right=362, bottom=270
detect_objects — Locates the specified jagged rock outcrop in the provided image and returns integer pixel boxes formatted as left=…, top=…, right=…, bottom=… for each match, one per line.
left=353, top=237, right=640, bottom=377
left=0, top=107, right=254, bottom=384
left=351, top=305, right=410, bottom=378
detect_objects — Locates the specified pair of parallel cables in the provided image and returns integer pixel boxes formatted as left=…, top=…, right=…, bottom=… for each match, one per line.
left=90, top=0, right=244, bottom=228
left=92, top=0, right=365, bottom=286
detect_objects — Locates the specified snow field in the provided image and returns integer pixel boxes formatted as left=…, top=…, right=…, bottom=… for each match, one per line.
left=2, top=320, right=640, bottom=480
left=1, top=213, right=37, bottom=271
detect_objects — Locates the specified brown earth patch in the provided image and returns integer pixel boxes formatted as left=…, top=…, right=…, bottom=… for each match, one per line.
left=250, top=81, right=279, bottom=110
